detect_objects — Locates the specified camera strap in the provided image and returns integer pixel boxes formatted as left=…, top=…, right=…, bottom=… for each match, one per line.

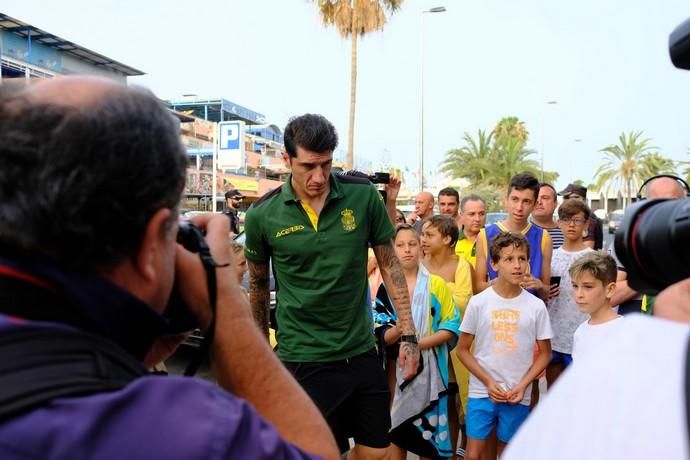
left=183, top=239, right=222, bottom=377
left=0, top=326, right=145, bottom=423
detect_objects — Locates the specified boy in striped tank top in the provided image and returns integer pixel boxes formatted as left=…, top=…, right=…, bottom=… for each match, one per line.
left=531, top=183, right=564, bottom=250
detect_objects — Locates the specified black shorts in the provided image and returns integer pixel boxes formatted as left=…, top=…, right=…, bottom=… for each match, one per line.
left=283, top=349, right=391, bottom=453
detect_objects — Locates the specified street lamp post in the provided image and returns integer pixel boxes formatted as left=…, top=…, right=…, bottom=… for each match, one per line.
left=571, top=138, right=582, bottom=183
left=419, top=6, right=446, bottom=192
left=539, top=100, right=558, bottom=182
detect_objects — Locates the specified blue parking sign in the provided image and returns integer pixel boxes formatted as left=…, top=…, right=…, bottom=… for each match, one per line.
left=218, top=120, right=245, bottom=170
left=219, top=121, right=241, bottom=150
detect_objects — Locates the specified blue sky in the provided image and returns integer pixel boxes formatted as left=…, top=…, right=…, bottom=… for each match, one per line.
left=7, top=0, right=690, bottom=191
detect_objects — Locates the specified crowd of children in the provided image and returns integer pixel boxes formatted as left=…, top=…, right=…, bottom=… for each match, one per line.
left=369, top=173, right=623, bottom=459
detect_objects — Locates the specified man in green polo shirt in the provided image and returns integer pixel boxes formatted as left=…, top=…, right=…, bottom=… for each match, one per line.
left=244, top=113, right=419, bottom=459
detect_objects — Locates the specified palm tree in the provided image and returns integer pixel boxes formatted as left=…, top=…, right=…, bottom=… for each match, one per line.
left=542, top=170, right=560, bottom=184
left=487, top=136, right=541, bottom=189
left=594, top=131, right=657, bottom=208
left=440, top=130, right=494, bottom=184
left=314, top=0, right=403, bottom=168
left=639, top=152, right=676, bottom=179
left=677, top=149, right=690, bottom=183
left=493, top=116, right=529, bottom=147
left=441, top=126, right=555, bottom=193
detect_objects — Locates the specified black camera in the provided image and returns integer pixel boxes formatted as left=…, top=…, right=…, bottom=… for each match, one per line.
left=334, top=168, right=391, bottom=184
left=334, top=169, right=391, bottom=201
left=369, top=172, right=391, bottom=184
left=162, top=220, right=209, bottom=334
left=614, top=198, right=690, bottom=295
left=613, top=20, right=690, bottom=295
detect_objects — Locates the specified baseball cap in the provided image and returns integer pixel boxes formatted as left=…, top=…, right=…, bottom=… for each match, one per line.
left=558, top=183, right=587, bottom=199
left=225, top=189, right=245, bottom=200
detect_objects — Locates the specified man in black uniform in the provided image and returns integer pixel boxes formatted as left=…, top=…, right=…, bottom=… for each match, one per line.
left=224, top=189, right=244, bottom=235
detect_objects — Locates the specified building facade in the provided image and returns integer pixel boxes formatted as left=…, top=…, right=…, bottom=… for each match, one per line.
left=0, top=13, right=142, bottom=83
left=168, top=96, right=288, bottom=209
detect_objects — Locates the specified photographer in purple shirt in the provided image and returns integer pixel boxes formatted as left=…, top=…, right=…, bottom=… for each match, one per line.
left=0, top=77, right=338, bottom=460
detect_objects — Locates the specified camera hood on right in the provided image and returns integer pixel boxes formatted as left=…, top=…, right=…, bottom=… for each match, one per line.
left=615, top=198, right=690, bottom=295
left=670, top=17, right=690, bottom=70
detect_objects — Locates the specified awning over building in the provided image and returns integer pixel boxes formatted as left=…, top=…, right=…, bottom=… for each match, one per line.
left=0, top=13, right=144, bottom=77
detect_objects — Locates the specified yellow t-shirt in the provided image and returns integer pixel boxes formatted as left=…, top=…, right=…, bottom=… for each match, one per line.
left=446, top=258, right=473, bottom=413
left=455, top=235, right=477, bottom=268
left=446, top=257, right=473, bottom=318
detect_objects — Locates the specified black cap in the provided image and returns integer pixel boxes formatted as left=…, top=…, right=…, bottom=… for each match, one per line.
left=558, top=183, right=587, bottom=198
left=225, top=189, right=245, bottom=200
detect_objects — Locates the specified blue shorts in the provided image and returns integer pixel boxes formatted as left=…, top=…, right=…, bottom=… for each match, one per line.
left=466, top=398, right=529, bottom=443
left=550, top=350, right=573, bottom=367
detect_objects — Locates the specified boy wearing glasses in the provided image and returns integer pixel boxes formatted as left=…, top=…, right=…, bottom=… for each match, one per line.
left=558, top=183, right=603, bottom=250
left=544, top=199, right=593, bottom=387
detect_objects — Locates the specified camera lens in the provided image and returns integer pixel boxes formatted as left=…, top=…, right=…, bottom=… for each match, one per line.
left=614, top=198, right=690, bottom=294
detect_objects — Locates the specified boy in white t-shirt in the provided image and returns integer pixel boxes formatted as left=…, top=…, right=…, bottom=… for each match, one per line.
left=545, top=199, right=593, bottom=387
left=571, top=252, right=621, bottom=361
left=457, top=232, right=552, bottom=459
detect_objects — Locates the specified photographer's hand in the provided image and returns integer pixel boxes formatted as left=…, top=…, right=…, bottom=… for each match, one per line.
left=179, top=214, right=339, bottom=460
left=654, top=278, right=690, bottom=323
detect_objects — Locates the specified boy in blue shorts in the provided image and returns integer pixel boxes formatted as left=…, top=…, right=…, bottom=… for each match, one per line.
left=457, top=232, right=552, bottom=459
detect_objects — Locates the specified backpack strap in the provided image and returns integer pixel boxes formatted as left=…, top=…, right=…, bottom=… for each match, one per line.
left=0, top=326, right=145, bottom=422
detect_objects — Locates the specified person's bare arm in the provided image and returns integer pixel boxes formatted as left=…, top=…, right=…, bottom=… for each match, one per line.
left=474, top=233, right=491, bottom=293
left=247, top=260, right=271, bottom=338
left=374, top=241, right=420, bottom=380
left=654, top=277, right=690, bottom=322
left=611, top=270, right=638, bottom=306
left=469, top=263, right=478, bottom=294
left=419, top=330, right=455, bottom=350
left=540, top=233, right=552, bottom=285
left=176, top=215, right=339, bottom=460
left=507, top=338, right=552, bottom=404
left=385, top=175, right=401, bottom=224
left=538, top=234, right=553, bottom=300
left=456, top=332, right=508, bottom=402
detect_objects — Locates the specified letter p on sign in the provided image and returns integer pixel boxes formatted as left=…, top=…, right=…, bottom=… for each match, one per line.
left=220, top=122, right=241, bottom=150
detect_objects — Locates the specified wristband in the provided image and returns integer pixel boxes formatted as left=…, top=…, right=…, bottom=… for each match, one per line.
left=400, top=335, right=418, bottom=344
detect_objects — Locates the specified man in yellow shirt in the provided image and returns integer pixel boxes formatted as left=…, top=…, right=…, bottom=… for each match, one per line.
left=455, top=195, right=487, bottom=268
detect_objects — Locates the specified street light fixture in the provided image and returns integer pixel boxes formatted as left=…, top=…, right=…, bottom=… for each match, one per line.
left=419, top=6, right=446, bottom=192
left=540, top=100, right=558, bottom=182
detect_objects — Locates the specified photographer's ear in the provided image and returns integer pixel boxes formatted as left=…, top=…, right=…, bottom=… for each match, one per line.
left=136, top=208, right=175, bottom=281
left=105, top=208, right=175, bottom=313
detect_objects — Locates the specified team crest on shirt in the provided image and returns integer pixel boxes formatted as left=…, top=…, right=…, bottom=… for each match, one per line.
left=341, top=208, right=356, bottom=232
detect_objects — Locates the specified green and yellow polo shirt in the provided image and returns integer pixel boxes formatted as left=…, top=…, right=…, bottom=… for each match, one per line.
left=243, top=173, right=395, bottom=362
left=455, top=232, right=477, bottom=268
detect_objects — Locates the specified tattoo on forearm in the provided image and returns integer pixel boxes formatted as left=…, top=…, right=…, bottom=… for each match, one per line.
left=248, top=261, right=271, bottom=338
left=374, top=242, right=416, bottom=335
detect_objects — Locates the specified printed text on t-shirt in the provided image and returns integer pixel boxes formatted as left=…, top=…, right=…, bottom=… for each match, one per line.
left=491, top=309, right=520, bottom=354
